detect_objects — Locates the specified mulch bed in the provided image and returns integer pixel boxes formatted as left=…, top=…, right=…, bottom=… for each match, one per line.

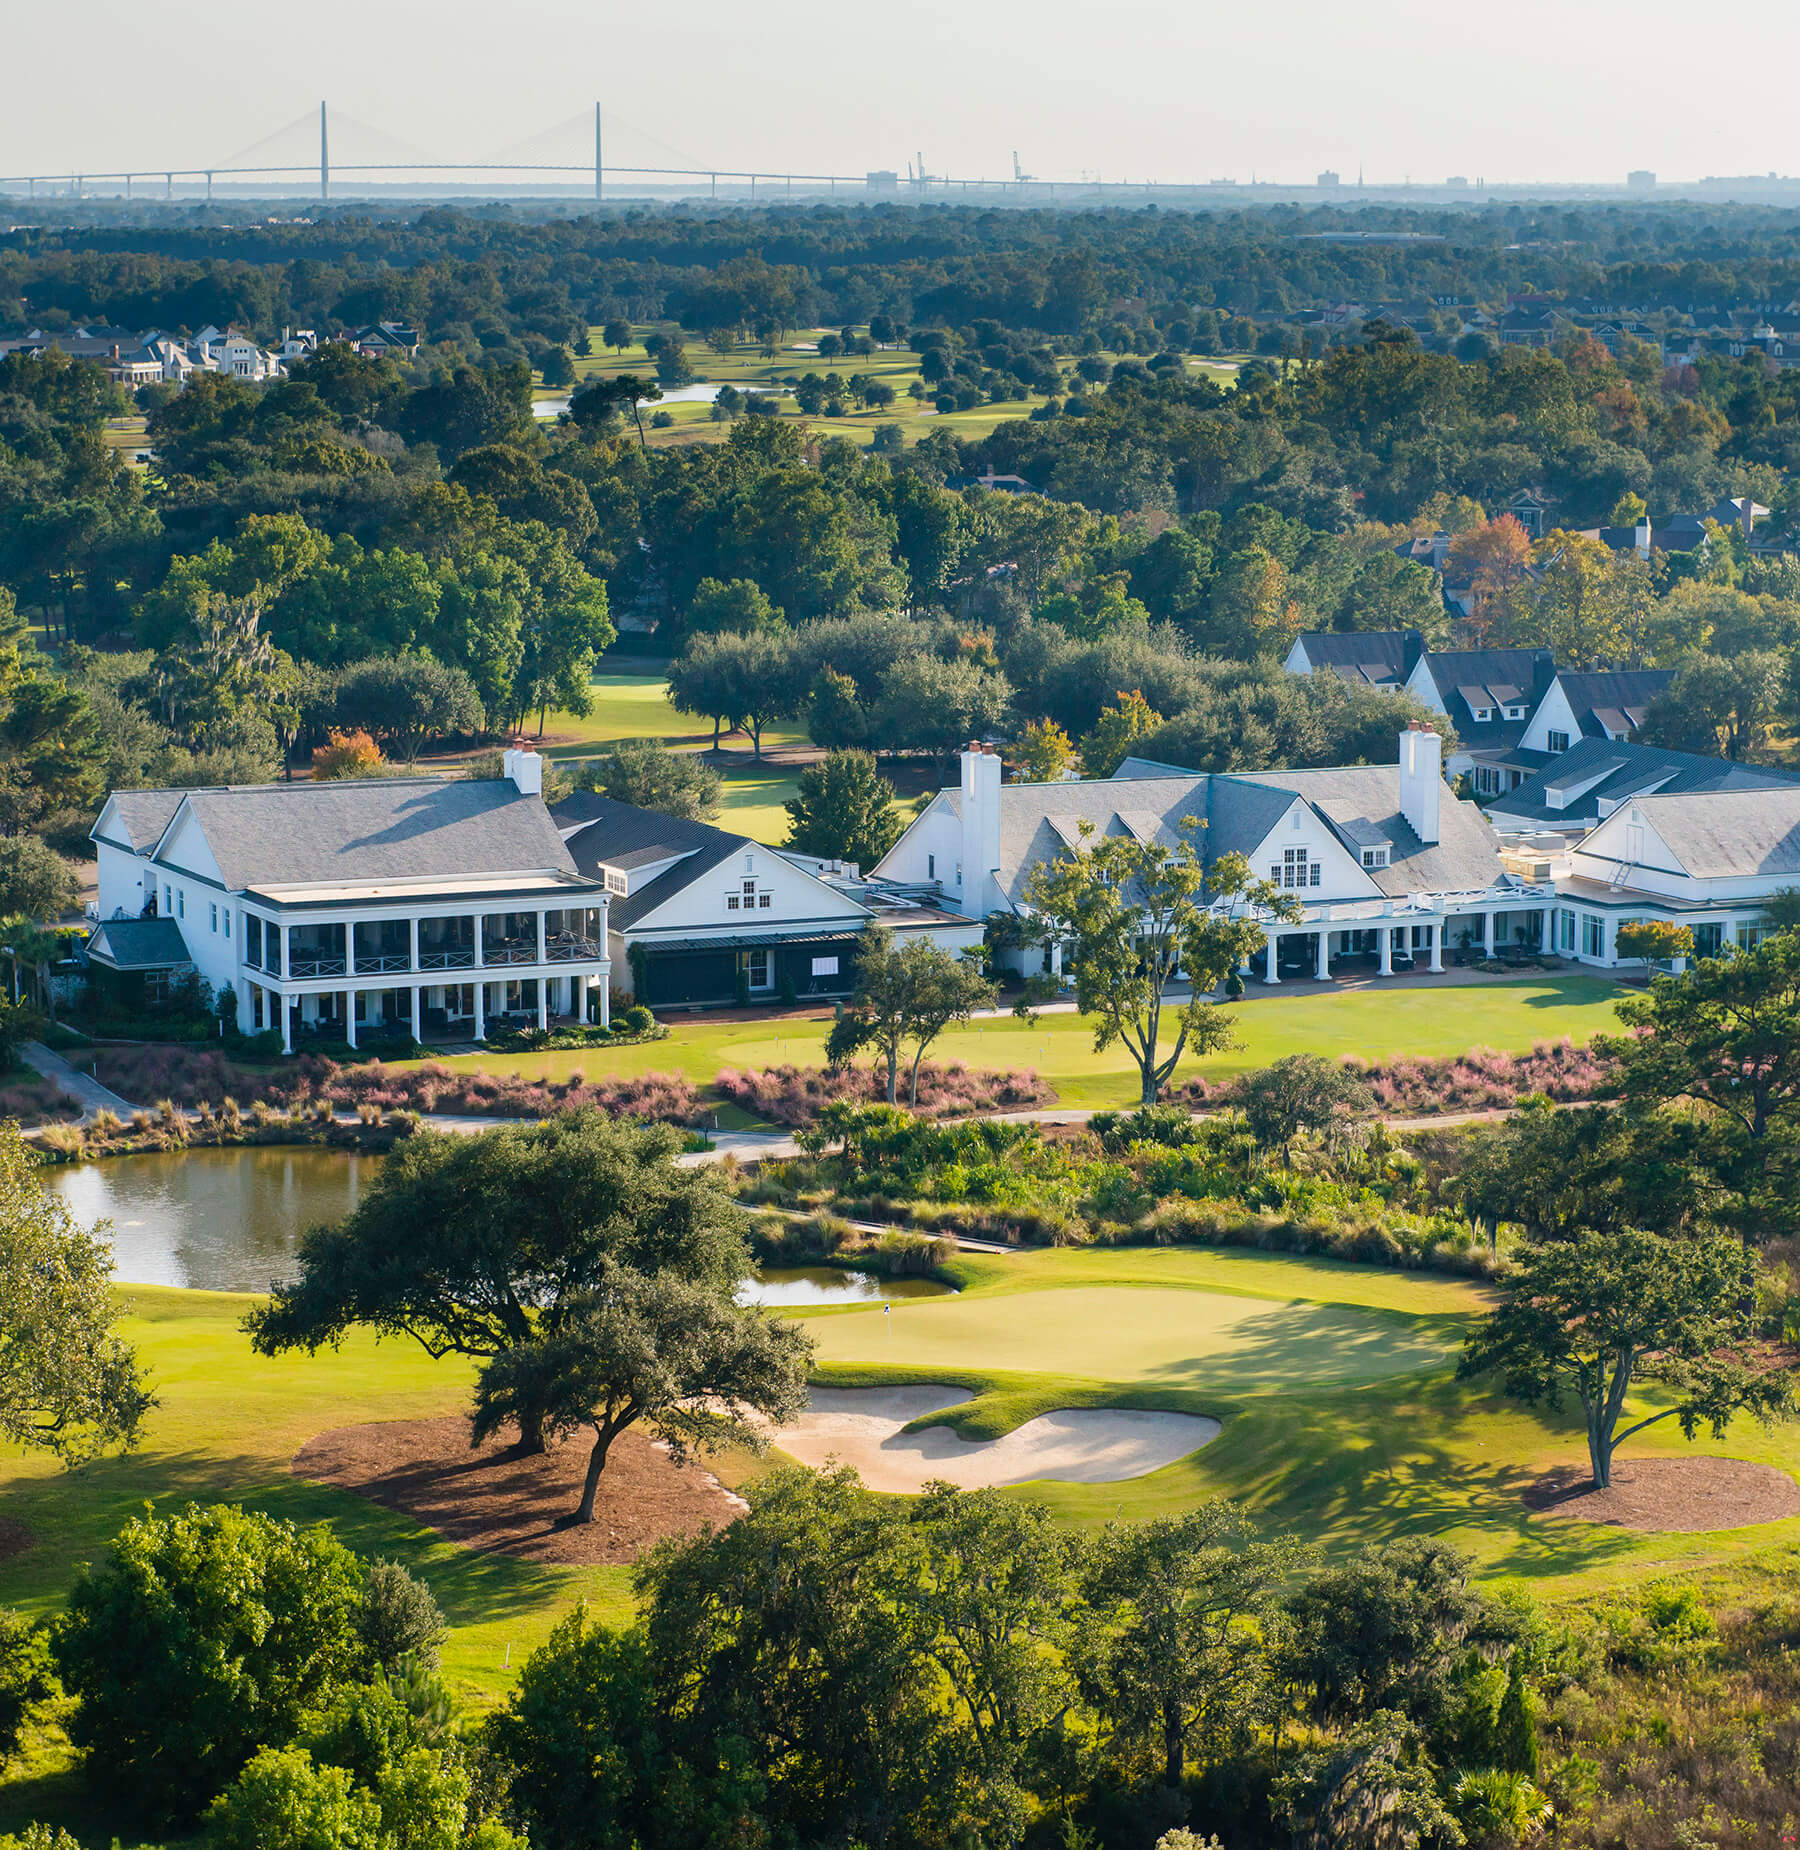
left=0, top=1516, right=31, bottom=1563
left=293, top=1415, right=745, bottom=1566
left=1523, top=1456, right=1800, bottom=1532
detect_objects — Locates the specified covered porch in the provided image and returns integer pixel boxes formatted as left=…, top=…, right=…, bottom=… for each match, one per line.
left=1254, top=891, right=1557, bottom=986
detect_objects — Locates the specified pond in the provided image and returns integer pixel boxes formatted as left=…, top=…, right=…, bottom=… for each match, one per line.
left=533, top=382, right=741, bottom=419
left=46, top=1148, right=951, bottom=1302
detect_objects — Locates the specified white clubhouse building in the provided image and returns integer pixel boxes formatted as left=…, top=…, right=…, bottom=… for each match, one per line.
left=89, top=749, right=611, bottom=1050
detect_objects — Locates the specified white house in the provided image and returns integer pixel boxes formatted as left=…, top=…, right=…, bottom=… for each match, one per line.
left=1544, top=785, right=1800, bottom=967
left=551, top=793, right=980, bottom=1008
left=1517, top=668, right=1672, bottom=757
left=873, top=730, right=1557, bottom=984
left=88, top=749, right=610, bottom=1051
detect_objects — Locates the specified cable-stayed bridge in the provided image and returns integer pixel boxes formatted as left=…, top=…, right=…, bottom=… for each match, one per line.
left=0, top=103, right=1040, bottom=202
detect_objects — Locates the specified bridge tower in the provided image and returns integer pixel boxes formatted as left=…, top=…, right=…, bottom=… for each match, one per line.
left=320, top=101, right=329, bottom=202
left=595, top=102, right=603, bottom=202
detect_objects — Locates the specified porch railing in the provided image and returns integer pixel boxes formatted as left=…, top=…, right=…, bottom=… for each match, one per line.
left=545, top=936, right=605, bottom=962
left=355, top=952, right=412, bottom=974
left=288, top=955, right=347, bottom=979
left=482, top=941, right=536, bottom=966
left=418, top=947, right=476, bottom=970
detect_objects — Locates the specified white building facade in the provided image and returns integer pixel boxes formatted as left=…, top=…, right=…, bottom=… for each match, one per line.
left=89, top=750, right=610, bottom=1051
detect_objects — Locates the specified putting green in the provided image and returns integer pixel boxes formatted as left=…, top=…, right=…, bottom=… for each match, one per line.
left=807, top=1286, right=1456, bottom=1390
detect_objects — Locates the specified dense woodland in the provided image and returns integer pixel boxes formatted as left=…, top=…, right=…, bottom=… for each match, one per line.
left=4, top=201, right=1800, bottom=852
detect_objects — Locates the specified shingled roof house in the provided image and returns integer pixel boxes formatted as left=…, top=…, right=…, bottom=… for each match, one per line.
left=90, top=749, right=611, bottom=1050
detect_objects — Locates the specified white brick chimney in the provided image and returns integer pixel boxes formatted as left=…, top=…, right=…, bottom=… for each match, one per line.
left=1398, top=722, right=1441, bottom=846
left=958, top=742, right=1003, bottom=918
left=503, top=746, right=543, bottom=796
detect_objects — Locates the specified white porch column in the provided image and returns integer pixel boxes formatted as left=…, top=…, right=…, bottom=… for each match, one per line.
left=345, top=990, right=357, bottom=1051
left=1315, top=931, right=1330, bottom=981
left=1483, top=911, right=1495, bottom=957
left=1379, top=929, right=1393, bottom=977
left=280, top=990, right=292, bottom=1055
left=1265, top=929, right=1281, bottom=984
left=575, top=972, right=588, bottom=1023
left=410, top=984, right=421, bottom=1042
left=1428, top=922, right=1444, bottom=973
left=536, top=909, right=547, bottom=964
left=597, top=964, right=611, bottom=1025
left=409, top=916, right=420, bottom=974
left=344, top=918, right=357, bottom=978
left=473, top=915, right=485, bottom=970
left=473, top=981, right=486, bottom=1041
left=1541, top=907, right=1554, bottom=953
left=536, top=979, right=548, bottom=1032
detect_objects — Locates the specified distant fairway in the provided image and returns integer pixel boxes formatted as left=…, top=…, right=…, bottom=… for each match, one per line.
left=807, top=1285, right=1457, bottom=1389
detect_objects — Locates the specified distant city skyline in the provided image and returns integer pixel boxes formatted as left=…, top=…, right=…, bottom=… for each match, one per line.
left=5, top=0, right=1799, bottom=193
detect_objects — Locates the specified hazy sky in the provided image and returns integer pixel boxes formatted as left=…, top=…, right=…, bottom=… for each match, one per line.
left=5, top=0, right=1797, bottom=190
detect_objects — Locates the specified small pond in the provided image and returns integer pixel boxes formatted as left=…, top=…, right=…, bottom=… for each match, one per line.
left=47, top=1148, right=950, bottom=1301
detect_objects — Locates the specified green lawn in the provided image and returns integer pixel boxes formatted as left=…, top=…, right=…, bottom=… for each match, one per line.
left=402, top=975, right=1629, bottom=1114
left=538, top=328, right=1242, bottom=454
left=802, top=1245, right=1800, bottom=1592
left=5, top=1225, right=1794, bottom=1790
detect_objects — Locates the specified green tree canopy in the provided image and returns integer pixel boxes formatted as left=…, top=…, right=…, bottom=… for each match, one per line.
left=783, top=750, right=903, bottom=870
left=245, top=1114, right=751, bottom=1453
left=1459, top=1226, right=1792, bottom=1489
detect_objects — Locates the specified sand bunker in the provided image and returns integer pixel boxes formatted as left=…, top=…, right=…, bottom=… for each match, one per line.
left=775, top=1386, right=1220, bottom=1493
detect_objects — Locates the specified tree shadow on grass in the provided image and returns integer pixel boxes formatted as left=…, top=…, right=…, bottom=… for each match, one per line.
left=1136, top=1303, right=1460, bottom=1392
left=1161, top=1374, right=1645, bottom=1582
left=0, top=1446, right=574, bottom=1634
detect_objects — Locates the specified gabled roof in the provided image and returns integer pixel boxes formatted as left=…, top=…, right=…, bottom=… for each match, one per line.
left=138, top=778, right=578, bottom=893
left=1555, top=669, right=1672, bottom=737
left=85, top=917, right=193, bottom=971
left=1489, top=737, right=1800, bottom=828
left=551, top=792, right=754, bottom=929
left=1293, top=630, right=1425, bottom=684
left=933, top=763, right=1504, bottom=909
left=95, top=789, right=184, bottom=854
left=1629, top=788, right=1800, bottom=879
left=1243, top=767, right=1505, bottom=896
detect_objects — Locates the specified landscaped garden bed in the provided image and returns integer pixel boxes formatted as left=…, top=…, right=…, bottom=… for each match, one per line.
left=737, top=1102, right=1499, bottom=1275
left=715, top=1059, right=1054, bottom=1125
left=1171, top=1036, right=1617, bottom=1116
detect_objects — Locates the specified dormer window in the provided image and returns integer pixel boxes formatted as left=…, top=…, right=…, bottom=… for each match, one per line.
left=1503, top=705, right=1525, bottom=720
left=1471, top=706, right=1493, bottom=723
left=1361, top=847, right=1390, bottom=870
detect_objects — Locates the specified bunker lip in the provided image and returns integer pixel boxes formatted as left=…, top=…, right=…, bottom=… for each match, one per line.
left=772, top=1386, right=1221, bottom=1493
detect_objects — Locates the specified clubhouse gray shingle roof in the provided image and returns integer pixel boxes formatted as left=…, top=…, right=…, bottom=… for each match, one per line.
left=553, top=793, right=752, bottom=928
left=98, top=789, right=185, bottom=852
left=950, top=764, right=1506, bottom=907
left=1633, top=788, right=1800, bottom=878
left=1486, top=737, right=1800, bottom=828
left=149, top=778, right=578, bottom=891
left=552, top=791, right=747, bottom=874
left=84, top=917, right=193, bottom=970
left=1247, top=766, right=1506, bottom=896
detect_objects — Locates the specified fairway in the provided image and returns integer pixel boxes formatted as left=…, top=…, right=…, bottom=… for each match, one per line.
left=806, top=1285, right=1458, bottom=1388
left=401, top=974, right=1628, bottom=1112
